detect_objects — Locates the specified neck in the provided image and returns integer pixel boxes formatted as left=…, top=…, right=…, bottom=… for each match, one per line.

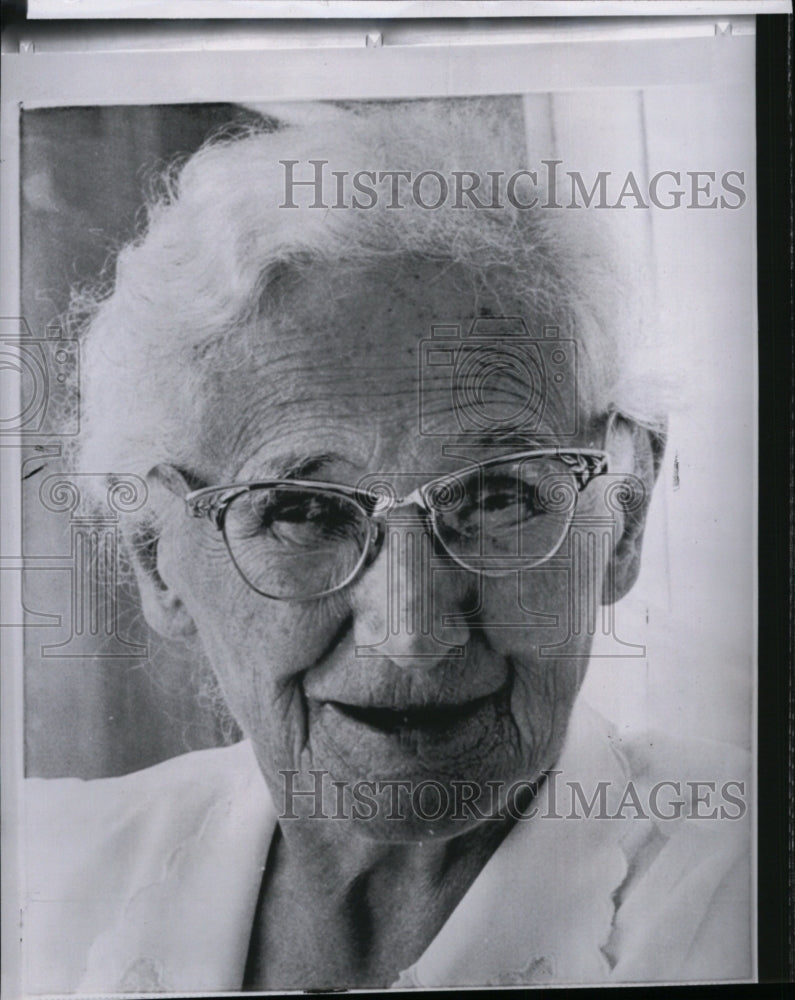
left=245, top=809, right=517, bottom=990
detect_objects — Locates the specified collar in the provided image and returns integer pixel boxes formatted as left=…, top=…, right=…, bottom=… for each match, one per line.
left=79, top=740, right=277, bottom=993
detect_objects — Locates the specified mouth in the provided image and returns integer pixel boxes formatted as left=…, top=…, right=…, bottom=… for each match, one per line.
left=327, top=689, right=504, bottom=736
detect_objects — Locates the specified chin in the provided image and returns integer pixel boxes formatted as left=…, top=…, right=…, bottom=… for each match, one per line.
left=312, top=772, right=530, bottom=843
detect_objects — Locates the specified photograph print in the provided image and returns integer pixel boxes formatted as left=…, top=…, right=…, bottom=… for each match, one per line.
left=3, top=17, right=758, bottom=994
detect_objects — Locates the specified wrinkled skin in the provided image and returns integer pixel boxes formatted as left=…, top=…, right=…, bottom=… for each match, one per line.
left=137, top=260, right=658, bottom=988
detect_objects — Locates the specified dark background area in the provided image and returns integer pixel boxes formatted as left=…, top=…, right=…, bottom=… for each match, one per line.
left=21, top=104, right=266, bottom=779
left=754, top=10, right=794, bottom=990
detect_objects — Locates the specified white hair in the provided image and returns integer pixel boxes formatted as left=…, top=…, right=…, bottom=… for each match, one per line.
left=69, top=96, right=669, bottom=527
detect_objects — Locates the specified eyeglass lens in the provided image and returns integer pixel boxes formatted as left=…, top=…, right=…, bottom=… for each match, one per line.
left=222, top=457, right=579, bottom=599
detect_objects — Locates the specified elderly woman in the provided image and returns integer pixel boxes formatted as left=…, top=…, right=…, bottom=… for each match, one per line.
left=25, top=98, right=749, bottom=992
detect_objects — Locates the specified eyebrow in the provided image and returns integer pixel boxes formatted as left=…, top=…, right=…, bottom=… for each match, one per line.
left=445, top=428, right=554, bottom=451
left=260, top=452, right=345, bottom=481
left=180, top=452, right=351, bottom=493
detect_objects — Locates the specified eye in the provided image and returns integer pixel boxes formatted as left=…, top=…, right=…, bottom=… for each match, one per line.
left=481, top=475, right=522, bottom=509
left=259, top=493, right=330, bottom=528
left=468, top=473, right=541, bottom=519
left=227, top=488, right=366, bottom=550
left=431, top=466, right=547, bottom=552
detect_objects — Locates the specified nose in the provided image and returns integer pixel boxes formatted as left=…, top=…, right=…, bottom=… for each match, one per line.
left=349, top=506, right=471, bottom=668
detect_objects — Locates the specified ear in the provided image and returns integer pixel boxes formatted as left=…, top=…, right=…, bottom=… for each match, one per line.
left=129, top=466, right=198, bottom=639
left=602, top=416, right=666, bottom=605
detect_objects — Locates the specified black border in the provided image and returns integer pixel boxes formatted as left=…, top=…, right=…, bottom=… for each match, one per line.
left=756, top=10, right=794, bottom=988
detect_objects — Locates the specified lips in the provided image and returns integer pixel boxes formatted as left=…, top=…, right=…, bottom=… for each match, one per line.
left=302, top=642, right=511, bottom=714
left=328, top=690, right=500, bottom=735
left=312, top=681, right=515, bottom=774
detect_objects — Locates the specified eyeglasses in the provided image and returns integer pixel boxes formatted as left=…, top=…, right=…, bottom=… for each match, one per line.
left=176, top=449, right=608, bottom=601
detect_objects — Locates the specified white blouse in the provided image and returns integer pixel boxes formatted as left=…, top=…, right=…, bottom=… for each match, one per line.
left=23, top=700, right=752, bottom=993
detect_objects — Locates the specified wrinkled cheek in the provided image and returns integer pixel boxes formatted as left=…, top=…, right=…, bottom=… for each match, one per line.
left=480, top=574, right=588, bottom=775
left=506, top=658, right=582, bottom=776
left=182, top=566, right=350, bottom=767
left=478, top=568, right=588, bottom=653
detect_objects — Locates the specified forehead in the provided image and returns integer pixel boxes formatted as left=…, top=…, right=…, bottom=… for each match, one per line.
left=196, top=259, right=579, bottom=480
